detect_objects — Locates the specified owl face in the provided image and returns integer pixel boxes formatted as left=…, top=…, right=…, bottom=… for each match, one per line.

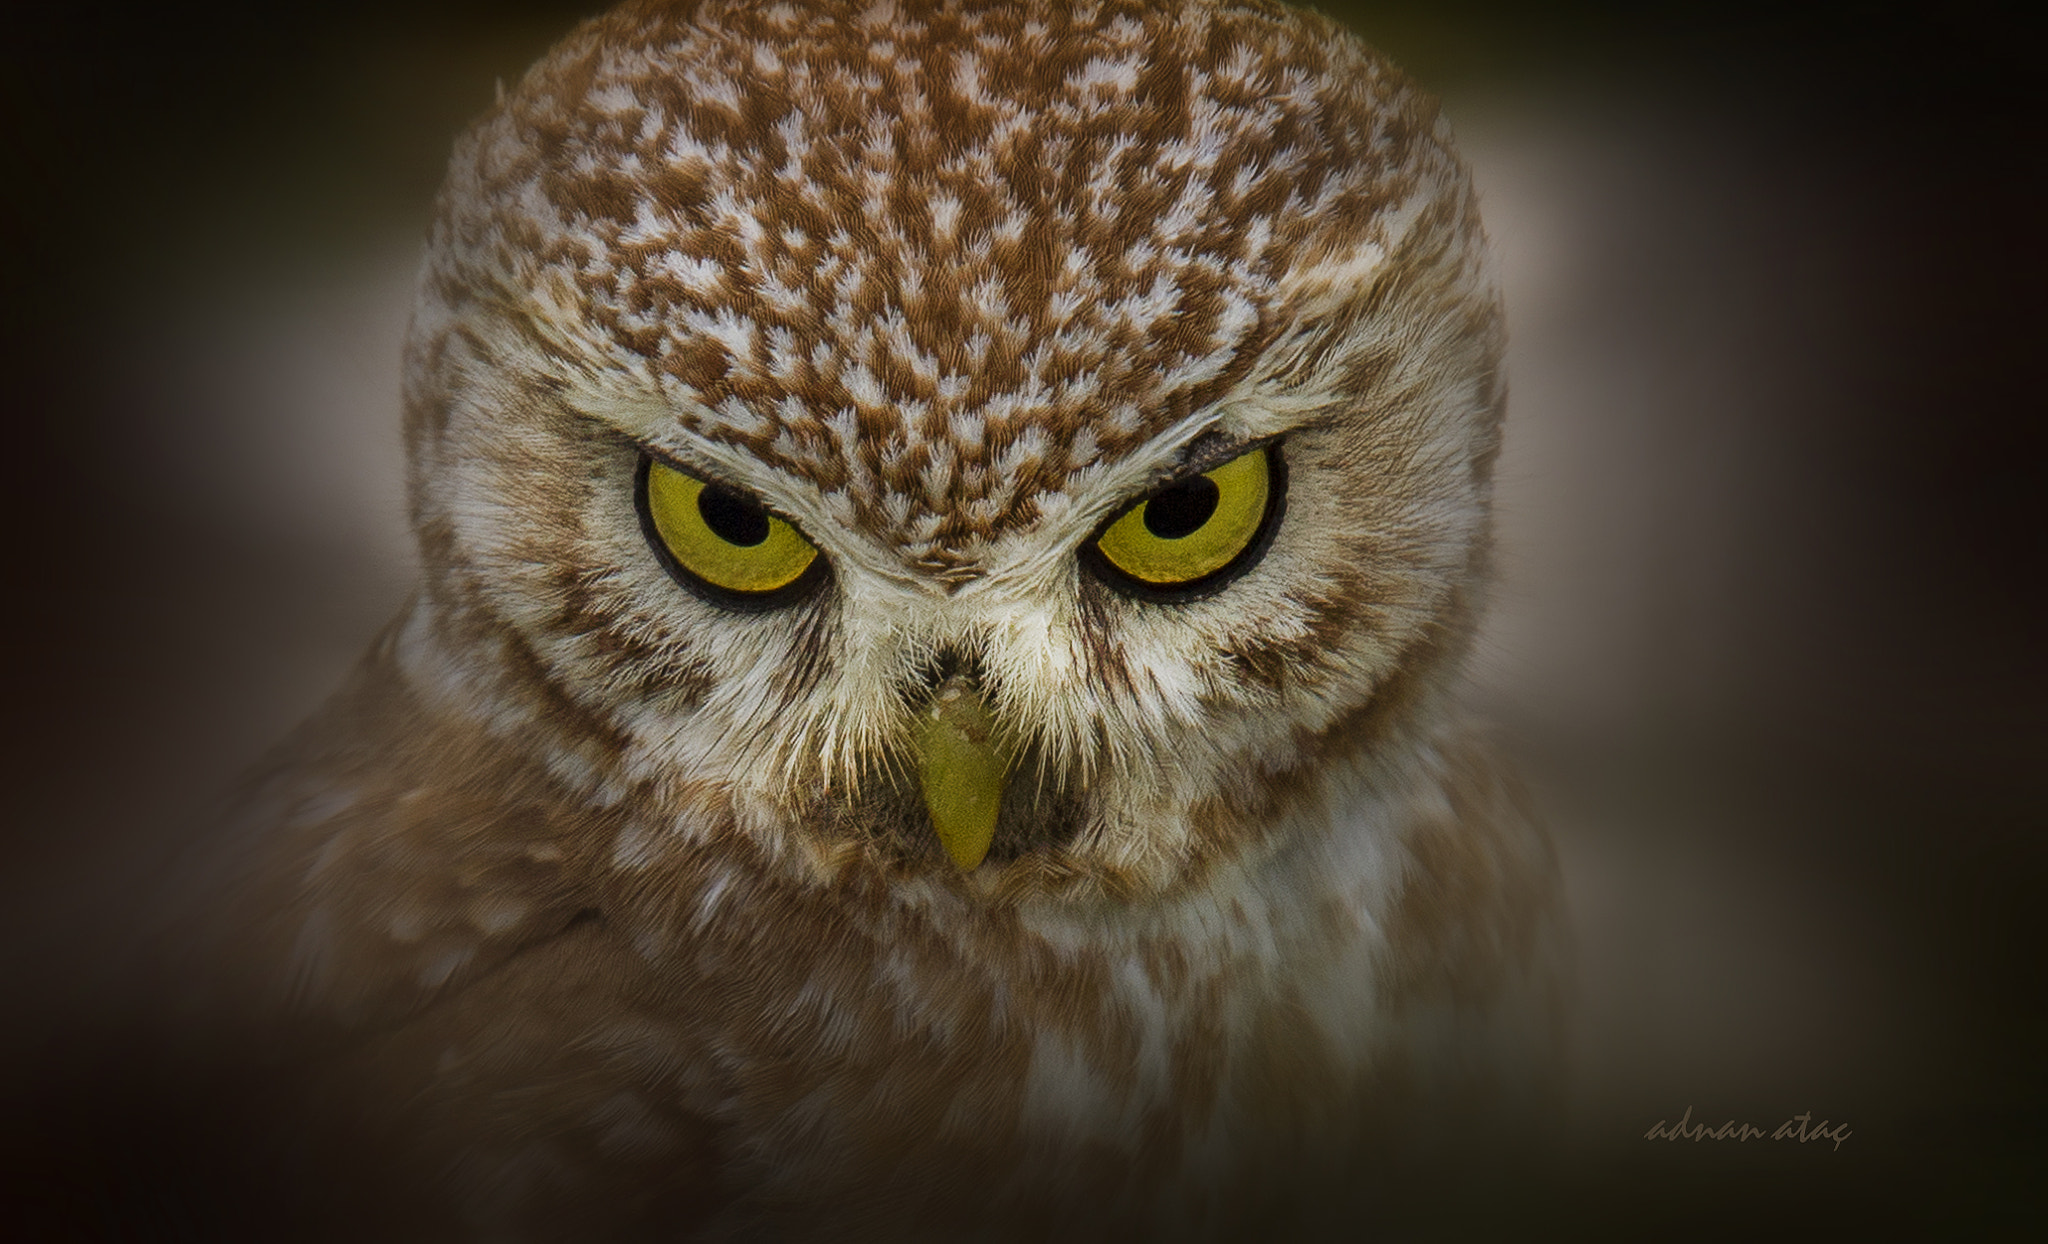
left=400, top=0, right=1502, bottom=899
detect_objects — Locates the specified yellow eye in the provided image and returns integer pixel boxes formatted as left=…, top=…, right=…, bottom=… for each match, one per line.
left=1085, top=445, right=1283, bottom=597
left=637, top=458, right=823, bottom=606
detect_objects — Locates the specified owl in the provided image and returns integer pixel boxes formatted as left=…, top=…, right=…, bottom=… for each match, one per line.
left=148, top=0, right=1562, bottom=1237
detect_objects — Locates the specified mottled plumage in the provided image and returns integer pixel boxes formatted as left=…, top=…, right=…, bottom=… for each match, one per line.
left=162, top=0, right=1562, bottom=1236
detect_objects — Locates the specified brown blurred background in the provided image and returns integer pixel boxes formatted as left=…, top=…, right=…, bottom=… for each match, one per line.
left=3, top=1, right=2042, bottom=1236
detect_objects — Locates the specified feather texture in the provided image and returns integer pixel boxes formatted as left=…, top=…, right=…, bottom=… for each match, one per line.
left=153, top=1, right=1564, bottom=1236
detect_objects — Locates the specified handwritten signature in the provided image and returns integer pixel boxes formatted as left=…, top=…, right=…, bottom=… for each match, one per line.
left=1644, top=1107, right=1851, bottom=1150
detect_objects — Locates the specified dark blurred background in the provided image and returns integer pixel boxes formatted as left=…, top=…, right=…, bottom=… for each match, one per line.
left=3, top=0, right=2043, bottom=1236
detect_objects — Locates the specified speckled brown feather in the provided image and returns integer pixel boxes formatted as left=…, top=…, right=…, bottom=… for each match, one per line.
left=414, top=0, right=1457, bottom=571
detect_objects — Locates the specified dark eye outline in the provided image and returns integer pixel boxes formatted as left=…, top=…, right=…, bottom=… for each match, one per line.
left=1077, top=441, right=1288, bottom=603
left=633, top=454, right=832, bottom=613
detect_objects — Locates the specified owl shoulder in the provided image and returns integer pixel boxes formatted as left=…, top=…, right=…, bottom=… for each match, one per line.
left=165, top=617, right=620, bottom=1038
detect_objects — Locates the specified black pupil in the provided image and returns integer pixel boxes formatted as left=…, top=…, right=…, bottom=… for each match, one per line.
left=698, top=486, right=771, bottom=547
left=1143, top=474, right=1220, bottom=540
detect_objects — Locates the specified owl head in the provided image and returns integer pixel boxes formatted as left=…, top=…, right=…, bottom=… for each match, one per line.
left=399, top=0, right=1503, bottom=902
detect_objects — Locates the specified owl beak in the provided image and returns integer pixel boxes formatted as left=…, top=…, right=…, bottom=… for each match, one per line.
left=914, top=678, right=1007, bottom=871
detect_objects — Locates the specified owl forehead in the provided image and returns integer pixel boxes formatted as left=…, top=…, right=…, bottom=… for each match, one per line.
left=438, top=0, right=1434, bottom=572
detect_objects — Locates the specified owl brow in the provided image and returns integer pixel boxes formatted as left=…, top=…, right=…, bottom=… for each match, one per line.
left=1159, top=428, right=1278, bottom=485
left=629, top=436, right=799, bottom=516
